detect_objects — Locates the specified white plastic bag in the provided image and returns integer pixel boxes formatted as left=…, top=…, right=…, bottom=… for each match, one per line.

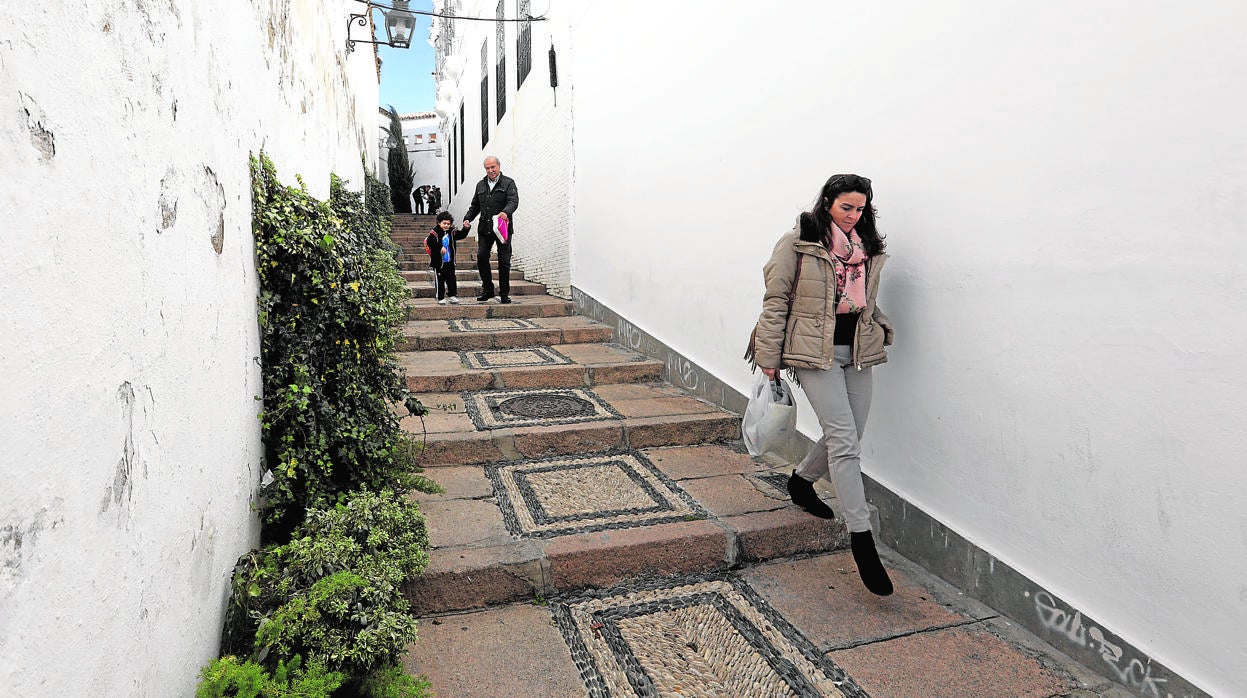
left=742, top=373, right=797, bottom=460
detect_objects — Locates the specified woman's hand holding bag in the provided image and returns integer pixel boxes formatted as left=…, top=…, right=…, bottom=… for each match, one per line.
left=742, top=372, right=797, bottom=461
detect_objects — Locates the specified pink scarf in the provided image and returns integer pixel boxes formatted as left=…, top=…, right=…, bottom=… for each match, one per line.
left=825, top=224, right=867, bottom=314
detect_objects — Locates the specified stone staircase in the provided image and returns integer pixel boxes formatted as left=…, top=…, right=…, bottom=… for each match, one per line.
left=388, top=214, right=1139, bottom=698
left=388, top=214, right=851, bottom=615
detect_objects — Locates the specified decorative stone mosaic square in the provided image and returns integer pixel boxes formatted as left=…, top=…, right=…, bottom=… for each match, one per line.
left=486, top=452, right=707, bottom=538
left=553, top=575, right=868, bottom=698
left=447, top=318, right=541, bottom=333
left=460, top=346, right=572, bottom=370
left=756, top=472, right=792, bottom=497
left=463, top=387, right=620, bottom=430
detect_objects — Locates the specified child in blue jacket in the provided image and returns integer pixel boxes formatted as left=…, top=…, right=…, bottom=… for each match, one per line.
left=425, top=211, right=470, bottom=304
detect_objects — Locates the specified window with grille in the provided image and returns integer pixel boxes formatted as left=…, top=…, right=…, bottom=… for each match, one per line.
left=517, top=0, right=532, bottom=87
left=495, top=0, right=506, bottom=122
left=480, top=42, right=489, bottom=147
left=459, top=104, right=466, bottom=185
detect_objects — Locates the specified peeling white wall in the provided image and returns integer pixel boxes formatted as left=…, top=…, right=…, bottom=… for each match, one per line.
left=565, top=1, right=1246, bottom=695
left=0, top=1, right=378, bottom=694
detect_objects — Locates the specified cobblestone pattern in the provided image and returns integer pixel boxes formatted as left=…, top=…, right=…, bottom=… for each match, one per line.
left=460, top=346, right=573, bottom=370
left=448, top=318, right=541, bottom=333
left=486, top=451, right=708, bottom=539
left=552, top=574, right=869, bottom=698
left=463, top=387, right=621, bottom=430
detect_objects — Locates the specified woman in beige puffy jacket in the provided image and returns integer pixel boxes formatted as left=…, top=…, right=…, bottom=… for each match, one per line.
left=749, top=173, right=895, bottom=596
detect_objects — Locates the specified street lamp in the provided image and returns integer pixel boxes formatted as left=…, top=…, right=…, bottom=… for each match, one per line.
left=347, top=1, right=418, bottom=53
left=384, top=1, right=417, bottom=48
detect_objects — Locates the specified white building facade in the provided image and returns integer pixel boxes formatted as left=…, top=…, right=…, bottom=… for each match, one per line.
left=429, top=2, right=1247, bottom=695
left=378, top=109, right=446, bottom=211
left=402, top=111, right=445, bottom=197
left=1, top=2, right=380, bottom=694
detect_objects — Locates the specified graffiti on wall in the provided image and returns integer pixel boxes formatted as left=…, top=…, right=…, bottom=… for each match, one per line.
left=1032, top=591, right=1181, bottom=698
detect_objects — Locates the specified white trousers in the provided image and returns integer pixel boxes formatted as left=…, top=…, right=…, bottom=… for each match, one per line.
left=795, top=345, right=874, bottom=533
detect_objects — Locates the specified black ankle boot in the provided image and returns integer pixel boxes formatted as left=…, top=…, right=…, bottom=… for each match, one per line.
left=786, top=471, right=835, bottom=519
left=850, top=530, right=894, bottom=596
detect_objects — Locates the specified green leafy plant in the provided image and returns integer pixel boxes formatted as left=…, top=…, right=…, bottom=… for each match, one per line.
left=251, top=154, right=434, bottom=538
left=222, top=490, right=429, bottom=679
left=199, top=156, right=437, bottom=697
left=196, top=655, right=345, bottom=698
left=357, top=663, right=432, bottom=698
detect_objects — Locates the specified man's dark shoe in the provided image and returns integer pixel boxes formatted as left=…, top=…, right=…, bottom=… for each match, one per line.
left=787, top=471, right=835, bottom=519
left=850, top=530, right=894, bottom=596
left=499, top=296, right=512, bottom=304
left=476, top=292, right=494, bottom=302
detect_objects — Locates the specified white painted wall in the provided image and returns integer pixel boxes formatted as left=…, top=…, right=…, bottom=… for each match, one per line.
left=566, top=2, right=1246, bottom=695
left=403, top=112, right=445, bottom=208
left=437, top=0, right=575, bottom=296
left=0, top=1, right=378, bottom=694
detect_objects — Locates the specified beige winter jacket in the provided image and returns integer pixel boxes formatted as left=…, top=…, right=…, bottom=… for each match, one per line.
left=751, top=227, right=893, bottom=371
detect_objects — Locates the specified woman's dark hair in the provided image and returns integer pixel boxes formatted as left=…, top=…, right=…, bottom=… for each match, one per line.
left=435, top=211, right=454, bottom=223
left=798, top=173, right=885, bottom=256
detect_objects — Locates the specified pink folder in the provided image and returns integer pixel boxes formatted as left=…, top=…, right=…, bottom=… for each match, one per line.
left=492, top=214, right=509, bottom=243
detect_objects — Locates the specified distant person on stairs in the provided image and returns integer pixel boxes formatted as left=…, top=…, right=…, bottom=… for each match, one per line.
left=462, top=155, right=519, bottom=304
left=425, top=211, right=469, bottom=305
left=745, top=173, right=896, bottom=597
left=412, top=185, right=425, bottom=214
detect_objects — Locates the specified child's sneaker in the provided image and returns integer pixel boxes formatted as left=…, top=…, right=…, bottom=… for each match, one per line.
left=437, top=298, right=448, bottom=305
left=448, top=296, right=460, bottom=305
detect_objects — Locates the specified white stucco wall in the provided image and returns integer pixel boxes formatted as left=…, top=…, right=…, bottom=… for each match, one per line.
left=0, top=1, right=378, bottom=695
left=566, top=2, right=1246, bottom=695
left=403, top=112, right=445, bottom=198
left=438, top=0, right=575, bottom=297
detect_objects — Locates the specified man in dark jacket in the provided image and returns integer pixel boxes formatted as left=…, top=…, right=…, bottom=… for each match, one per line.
left=463, top=156, right=519, bottom=303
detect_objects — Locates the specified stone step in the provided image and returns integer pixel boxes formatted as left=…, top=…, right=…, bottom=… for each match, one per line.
left=400, top=255, right=498, bottom=265
left=398, top=342, right=664, bottom=393
left=408, top=279, right=546, bottom=299
left=398, top=314, right=612, bottom=352
left=396, top=261, right=498, bottom=272
left=403, top=443, right=848, bottom=614
left=391, top=235, right=481, bottom=245
left=401, top=268, right=526, bottom=283
left=405, top=295, right=576, bottom=322
left=392, top=215, right=439, bottom=225
left=399, top=382, right=741, bottom=467
left=402, top=547, right=1126, bottom=698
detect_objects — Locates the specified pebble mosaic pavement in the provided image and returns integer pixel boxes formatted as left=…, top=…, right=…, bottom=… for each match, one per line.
left=447, top=317, right=542, bottom=333
left=754, top=471, right=793, bottom=497
left=463, top=386, right=623, bottom=430
left=552, top=574, right=869, bottom=698
left=486, top=452, right=708, bottom=538
left=459, top=346, right=573, bottom=370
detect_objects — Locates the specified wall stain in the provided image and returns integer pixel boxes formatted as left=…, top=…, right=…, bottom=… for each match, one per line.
left=158, top=168, right=178, bottom=232
left=18, top=93, right=55, bottom=160
left=101, top=382, right=138, bottom=516
left=200, top=165, right=226, bottom=254
left=1, top=507, right=65, bottom=583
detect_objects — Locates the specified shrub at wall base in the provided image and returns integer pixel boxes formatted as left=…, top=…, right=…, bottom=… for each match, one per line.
left=196, top=156, right=435, bottom=697
left=220, top=490, right=429, bottom=689
left=251, top=154, right=434, bottom=539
